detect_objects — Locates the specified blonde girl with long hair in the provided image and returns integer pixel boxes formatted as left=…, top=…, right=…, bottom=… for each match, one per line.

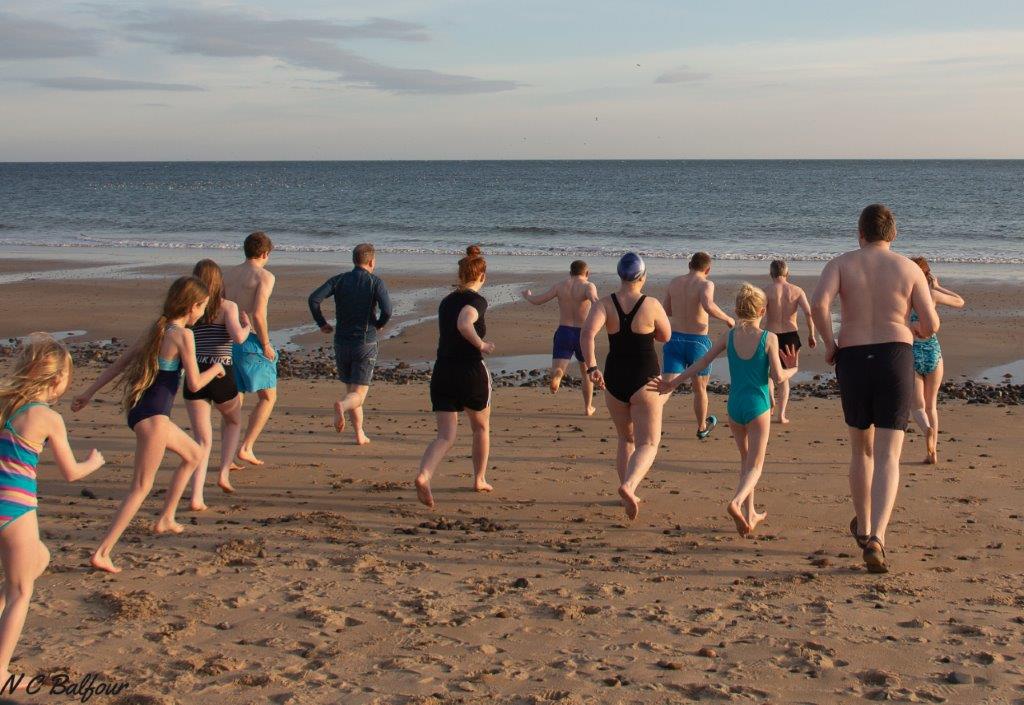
left=72, top=276, right=225, bottom=574
left=0, top=334, right=105, bottom=686
left=183, top=260, right=251, bottom=509
left=655, top=283, right=799, bottom=536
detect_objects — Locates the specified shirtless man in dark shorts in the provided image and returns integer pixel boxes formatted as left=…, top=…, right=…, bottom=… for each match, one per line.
left=811, top=204, right=939, bottom=574
left=763, top=259, right=816, bottom=424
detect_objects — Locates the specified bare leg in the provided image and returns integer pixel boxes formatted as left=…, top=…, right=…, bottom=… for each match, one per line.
left=730, top=413, right=770, bottom=535
left=693, top=376, right=710, bottom=432
left=153, top=423, right=204, bottom=535
left=91, top=417, right=170, bottom=574
left=775, top=378, right=791, bottom=424
left=869, top=428, right=905, bottom=546
left=923, top=359, right=943, bottom=464
left=414, top=412, right=459, bottom=508
left=466, top=406, right=492, bottom=492
left=0, top=513, right=49, bottom=684
left=618, top=388, right=666, bottom=521
left=578, top=361, right=596, bottom=416
left=339, top=384, right=371, bottom=444
left=237, top=387, right=276, bottom=465
left=911, top=374, right=930, bottom=460
left=184, top=400, right=213, bottom=511
left=605, top=394, right=634, bottom=485
left=216, top=396, right=242, bottom=493
left=549, top=358, right=570, bottom=394
left=848, top=426, right=874, bottom=538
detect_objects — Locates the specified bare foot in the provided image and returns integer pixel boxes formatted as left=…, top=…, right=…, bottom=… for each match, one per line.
left=727, top=501, right=751, bottom=537
left=549, top=370, right=564, bottom=394
left=153, top=517, right=185, bottom=535
left=414, top=474, right=435, bottom=508
left=355, top=432, right=371, bottom=446
left=90, top=551, right=122, bottom=574
left=585, top=406, right=597, bottom=417
left=746, top=510, right=768, bottom=535
left=474, top=480, right=494, bottom=493
left=925, top=447, right=938, bottom=465
left=228, top=462, right=244, bottom=471
left=218, top=475, right=235, bottom=494
left=189, top=501, right=209, bottom=512
left=618, top=485, right=639, bottom=521
left=776, top=416, right=790, bottom=425
left=236, top=448, right=264, bottom=466
left=333, top=401, right=346, bottom=433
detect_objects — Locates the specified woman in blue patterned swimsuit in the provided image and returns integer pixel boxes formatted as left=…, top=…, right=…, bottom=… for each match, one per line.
left=909, top=258, right=965, bottom=465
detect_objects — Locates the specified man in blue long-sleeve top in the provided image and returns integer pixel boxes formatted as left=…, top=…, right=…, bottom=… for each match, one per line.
left=308, top=243, right=392, bottom=444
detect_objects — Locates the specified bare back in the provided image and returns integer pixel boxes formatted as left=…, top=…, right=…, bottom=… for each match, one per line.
left=557, top=277, right=597, bottom=326
left=764, top=279, right=803, bottom=334
left=829, top=248, right=928, bottom=347
left=223, top=262, right=272, bottom=318
left=601, top=291, right=665, bottom=337
left=665, top=272, right=711, bottom=334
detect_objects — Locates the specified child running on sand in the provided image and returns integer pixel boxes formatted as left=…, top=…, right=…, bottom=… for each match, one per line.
left=183, top=260, right=251, bottom=507
left=72, top=276, right=225, bottom=573
left=655, top=283, right=798, bottom=536
left=0, top=334, right=105, bottom=687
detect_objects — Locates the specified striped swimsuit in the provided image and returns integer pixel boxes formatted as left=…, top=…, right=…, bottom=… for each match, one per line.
left=0, top=402, right=47, bottom=530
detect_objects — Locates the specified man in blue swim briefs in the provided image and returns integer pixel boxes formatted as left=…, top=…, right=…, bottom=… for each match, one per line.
left=223, top=231, right=277, bottom=466
left=662, top=252, right=735, bottom=439
left=522, top=260, right=599, bottom=415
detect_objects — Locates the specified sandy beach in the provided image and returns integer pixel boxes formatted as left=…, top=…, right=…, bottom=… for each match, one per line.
left=1, top=254, right=1022, bottom=704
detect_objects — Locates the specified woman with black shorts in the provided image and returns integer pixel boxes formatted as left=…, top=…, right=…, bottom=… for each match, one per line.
left=414, top=246, right=495, bottom=508
left=183, top=259, right=252, bottom=508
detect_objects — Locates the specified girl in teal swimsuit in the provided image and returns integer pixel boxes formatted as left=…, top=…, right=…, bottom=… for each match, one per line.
left=0, top=334, right=105, bottom=686
left=654, top=284, right=799, bottom=537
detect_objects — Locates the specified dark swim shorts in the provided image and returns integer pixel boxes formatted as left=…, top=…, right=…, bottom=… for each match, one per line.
left=835, top=342, right=913, bottom=430
left=335, top=342, right=378, bottom=386
left=552, top=325, right=583, bottom=362
left=775, top=331, right=802, bottom=370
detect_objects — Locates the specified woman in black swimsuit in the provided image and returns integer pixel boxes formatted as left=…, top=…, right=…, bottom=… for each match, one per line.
left=414, top=246, right=496, bottom=508
left=581, top=253, right=671, bottom=522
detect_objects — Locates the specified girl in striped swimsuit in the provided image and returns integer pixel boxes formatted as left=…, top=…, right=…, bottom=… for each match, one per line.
left=0, top=334, right=105, bottom=686
left=184, top=260, right=251, bottom=508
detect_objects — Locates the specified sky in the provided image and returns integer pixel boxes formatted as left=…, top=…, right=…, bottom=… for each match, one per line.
left=2, top=0, right=1024, bottom=160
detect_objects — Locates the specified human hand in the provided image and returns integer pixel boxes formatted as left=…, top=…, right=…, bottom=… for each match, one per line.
left=589, top=369, right=606, bottom=389
left=71, top=395, right=91, bottom=413
left=780, top=344, right=799, bottom=369
left=726, top=317, right=736, bottom=329
left=87, top=449, right=105, bottom=469
left=480, top=341, right=495, bottom=355
left=262, top=344, right=277, bottom=361
left=649, top=376, right=677, bottom=395
left=240, top=311, right=251, bottom=328
left=825, top=342, right=838, bottom=366
left=213, top=363, right=226, bottom=378
left=320, top=324, right=334, bottom=334
left=808, top=335, right=818, bottom=349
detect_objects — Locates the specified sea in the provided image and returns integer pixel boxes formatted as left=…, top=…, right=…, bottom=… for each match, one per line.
left=1, top=160, right=1022, bottom=265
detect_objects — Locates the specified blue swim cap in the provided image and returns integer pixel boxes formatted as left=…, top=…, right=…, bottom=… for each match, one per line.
left=617, top=252, right=646, bottom=281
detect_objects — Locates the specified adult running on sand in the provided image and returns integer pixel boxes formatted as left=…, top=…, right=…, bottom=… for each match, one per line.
left=415, top=246, right=495, bottom=508
left=662, top=252, right=734, bottom=439
left=811, top=204, right=939, bottom=574
left=763, top=260, right=816, bottom=424
left=521, top=260, right=599, bottom=416
left=582, top=253, right=671, bottom=522
left=308, top=243, right=393, bottom=445
left=222, top=232, right=277, bottom=466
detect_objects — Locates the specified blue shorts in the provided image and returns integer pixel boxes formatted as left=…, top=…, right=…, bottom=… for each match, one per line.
left=663, top=332, right=713, bottom=376
left=232, top=333, right=278, bottom=393
left=336, top=341, right=377, bottom=386
left=552, top=325, right=583, bottom=362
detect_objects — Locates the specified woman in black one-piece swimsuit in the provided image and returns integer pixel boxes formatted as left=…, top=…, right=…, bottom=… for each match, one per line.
left=581, top=253, right=671, bottom=522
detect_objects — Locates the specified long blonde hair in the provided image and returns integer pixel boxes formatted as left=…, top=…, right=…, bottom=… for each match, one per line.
left=120, top=276, right=209, bottom=411
left=0, top=333, right=72, bottom=427
left=192, top=259, right=224, bottom=324
left=735, top=282, right=767, bottom=322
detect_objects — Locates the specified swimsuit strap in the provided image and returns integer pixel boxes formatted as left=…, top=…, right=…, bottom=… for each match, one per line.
left=610, top=293, right=626, bottom=319
left=4, top=401, right=48, bottom=429
left=610, top=294, right=646, bottom=325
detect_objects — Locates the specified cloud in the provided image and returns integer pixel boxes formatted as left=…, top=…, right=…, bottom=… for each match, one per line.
left=29, top=77, right=204, bottom=91
left=122, top=8, right=519, bottom=95
left=654, top=67, right=711, bottom=84
left=0, top=11, right=100, bottom=59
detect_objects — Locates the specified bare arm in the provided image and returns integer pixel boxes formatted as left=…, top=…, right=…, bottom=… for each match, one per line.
left=521, top=285, right=558, bottom=305
left=701, top=282, right=735, bottom=328
left=661, top=289, right=672, bottom=317
left=586, top=283, right=599, bottom=302
left=456, top=305, right=494, bottom=354
left=252, top=272, right=276, bottom=358
left=42, top=410, right=105, bottom=482
left=796, top=289, right=817, bottom=347
left=910, top=269, right=940, bottom=338
left=72, top=339, right=141, bottom=410
left=175, top=328, right=225, bottom=393
left=581, top=300, right=607, bottom=389
left=931, top=286, right=965, bottom=309
left=222, top=300, right=252, bottom=344
left=650, top=299, right=672, bottom=343
left=767, top=333, right=799, bottom=384
left=656, top=332, right=727, bottom=393
left=811, top=260, right=840, bottom=363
